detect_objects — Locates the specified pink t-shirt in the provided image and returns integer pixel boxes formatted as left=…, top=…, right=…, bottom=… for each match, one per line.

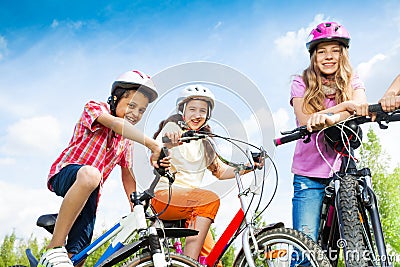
left=290, top=75, right=365, bottom=178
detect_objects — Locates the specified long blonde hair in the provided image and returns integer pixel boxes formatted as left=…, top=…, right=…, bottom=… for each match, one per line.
left=302, top=46, right=354, bottom=114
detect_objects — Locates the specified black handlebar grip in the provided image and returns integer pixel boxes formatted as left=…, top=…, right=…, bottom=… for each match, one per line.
left=162, top=136, right=171, bottom=143
left=162, top=130, right=196, bottom=143
left=154, top=147, right=169, bottom=177
left=273, top=132, right=304, bottom=146
left=157, top=147, right=168, bottom=164
left=368, top=103, right=383, bottom=113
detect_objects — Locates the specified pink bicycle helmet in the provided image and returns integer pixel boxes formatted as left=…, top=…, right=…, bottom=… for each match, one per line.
left=306, top=22, right=351, bottom=53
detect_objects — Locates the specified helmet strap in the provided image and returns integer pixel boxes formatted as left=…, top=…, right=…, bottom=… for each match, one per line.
left=107, top=95, right=118, bottom=116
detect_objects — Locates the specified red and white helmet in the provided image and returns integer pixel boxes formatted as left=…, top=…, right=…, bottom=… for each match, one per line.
left=306, top=22, right=351, bottom=53
left=112, top=70, right=158, bottom=103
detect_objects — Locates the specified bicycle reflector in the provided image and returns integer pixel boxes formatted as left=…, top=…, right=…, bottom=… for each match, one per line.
left=323, top=120, right=363, bottom=153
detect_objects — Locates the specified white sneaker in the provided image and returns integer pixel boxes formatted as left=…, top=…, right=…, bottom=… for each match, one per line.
left=38, top=246, right=73, bottom=267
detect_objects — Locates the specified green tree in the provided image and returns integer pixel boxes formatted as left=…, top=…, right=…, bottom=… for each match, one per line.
left=209, top=225, right=236, bottom=266
left=0, top=232, right=48, bottom=266
left=359, top=128, right=400, bottom=261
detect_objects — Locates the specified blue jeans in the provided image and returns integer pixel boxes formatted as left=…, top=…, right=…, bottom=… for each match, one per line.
left=50, top=164, right=99, bottom=254
left=291, top=175, right=330, bottom=266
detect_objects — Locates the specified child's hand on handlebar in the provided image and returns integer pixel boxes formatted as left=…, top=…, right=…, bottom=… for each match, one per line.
left=378, top=95, right=400, bottom=112
left=149, top=145, right=170, bottom=169
left=306, top=113, right=339, bottom=132
left=342, top=100, right=369, bottom=116
left=162, top=131, right=183, bottom=148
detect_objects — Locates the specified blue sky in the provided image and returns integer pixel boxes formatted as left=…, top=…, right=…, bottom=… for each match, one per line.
left=1, top=0, right=400, bottom=246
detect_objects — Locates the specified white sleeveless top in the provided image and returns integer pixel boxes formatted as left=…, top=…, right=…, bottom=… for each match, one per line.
left=155, top=122, right=209, bottom=191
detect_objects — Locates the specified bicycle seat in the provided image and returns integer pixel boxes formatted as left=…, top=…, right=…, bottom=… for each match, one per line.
left=156, top=227, right=198, bottom=238
left=161, top=219, right=186, bottom=228
left=37, top=213, right=58, bottom=234
left=153, top=219, right=198, bottom=238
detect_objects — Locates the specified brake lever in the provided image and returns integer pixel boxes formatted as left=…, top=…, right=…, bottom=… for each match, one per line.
left=303, top=132, right=312, bottom=143
left=280, top=125, right=308, bottom=135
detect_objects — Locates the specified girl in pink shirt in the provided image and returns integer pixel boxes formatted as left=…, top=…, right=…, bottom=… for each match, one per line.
left=290, top=22, right=369, bottom=254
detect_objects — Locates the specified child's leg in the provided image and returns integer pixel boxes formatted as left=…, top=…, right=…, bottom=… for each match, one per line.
left=152, top=188, right=220, bottom=260
left=184, top=216, right=212, bottom=260
left=48, top=165, right=101, bottom=249
left=199, top=229, right=223, bottom=267
left=292, top=174, right=326, bottom=241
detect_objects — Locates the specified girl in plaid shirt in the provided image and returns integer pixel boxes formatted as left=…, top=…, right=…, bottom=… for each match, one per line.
left=39, top=70, right=165, bottom=267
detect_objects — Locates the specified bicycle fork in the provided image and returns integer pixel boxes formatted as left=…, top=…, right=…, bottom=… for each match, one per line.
left=334, top=174, right=392, bottom=267
left=361, top=175, right=392, bottom=267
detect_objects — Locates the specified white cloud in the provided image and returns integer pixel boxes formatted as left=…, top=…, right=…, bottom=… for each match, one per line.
left=0, top=180, right=62, bottom=240
left=0, top=35, right=7, bottom=61
left=51, top=19, right=59, bottom=28
left=274, top=14, right=327, bottom=57
left=1, top=116, right=62, bottom=156
left=49, top=19, right=84, bottom=30
left=356, top=53, right=387, bottom=80
left=272, top=107, right=290, bottom=134
left=68, top=21, right=84, bottom=30
left=214, top=21, right=222, bottom=30
left=0, top=157, right=16, bottom=165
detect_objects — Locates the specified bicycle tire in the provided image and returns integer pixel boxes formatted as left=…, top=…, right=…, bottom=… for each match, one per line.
left=123, top=252, right=202, bottom=267
left=233, top=227, right=331, bottom=267
left=338, top=174, right=369, bottom=267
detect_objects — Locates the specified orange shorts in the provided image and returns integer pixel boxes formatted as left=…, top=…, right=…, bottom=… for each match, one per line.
left=151, top=187, right=220, bottom=222
left=151, top=188, right=222, bottom=266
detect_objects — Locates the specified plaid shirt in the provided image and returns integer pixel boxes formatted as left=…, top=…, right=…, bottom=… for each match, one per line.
left=48, top=101, right=133, bottom=191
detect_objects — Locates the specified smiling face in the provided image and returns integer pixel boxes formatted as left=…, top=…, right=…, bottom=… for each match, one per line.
left=183, top=99, right=209, bottom=130
left=115, top=90, right=149, bottom=125
left=315, top=41, right=341, bottom=75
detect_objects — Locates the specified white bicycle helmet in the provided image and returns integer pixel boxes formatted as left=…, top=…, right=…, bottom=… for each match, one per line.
left=176, top=84, right=215, bottom=121
left=176, top=84, right=215, bottom=109
left=112, top=70, right=158, bottom=103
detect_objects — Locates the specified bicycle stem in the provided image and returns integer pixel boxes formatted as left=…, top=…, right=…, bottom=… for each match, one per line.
left=234, top=169, right=257, bottom=267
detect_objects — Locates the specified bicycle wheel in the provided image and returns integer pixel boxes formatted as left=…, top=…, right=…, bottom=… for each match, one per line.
left=233, top=227, right=331, bottom=267
left=124, top=252, right=202, bottom=267
left=338, top=174, right=369, bottom=267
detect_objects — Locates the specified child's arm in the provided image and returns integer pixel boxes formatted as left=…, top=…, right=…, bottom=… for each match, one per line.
left=382, top=75, right=400, bottom=97
left=96, top=113, right=161, bottom=165
left=379, top=75, right=400, bottom=111
left=294, top=90, right=368, bottom=132
left=121, top=167, right=136, bottom=211
left=208, top=157, right=259, bottom=179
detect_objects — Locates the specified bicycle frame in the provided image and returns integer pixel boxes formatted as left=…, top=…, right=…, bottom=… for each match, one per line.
left=71, top=205, right=147, bottom=266
left=202, top=168, right=282, bottom=267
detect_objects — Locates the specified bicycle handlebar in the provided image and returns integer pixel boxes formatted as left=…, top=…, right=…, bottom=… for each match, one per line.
left=274, top=104, right=400, bottom=147
left=161, top=130, right=208, bottom=143
left=162, top=130, right=266, bottom=167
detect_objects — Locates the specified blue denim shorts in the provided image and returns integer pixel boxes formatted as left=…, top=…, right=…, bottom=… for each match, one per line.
left=292, top=174, right=331, bottom=241
left=50, top=164, right=99, bottom=254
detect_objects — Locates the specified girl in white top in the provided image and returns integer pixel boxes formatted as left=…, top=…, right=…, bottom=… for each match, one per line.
left=152, top=85, right=258, bottom=262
